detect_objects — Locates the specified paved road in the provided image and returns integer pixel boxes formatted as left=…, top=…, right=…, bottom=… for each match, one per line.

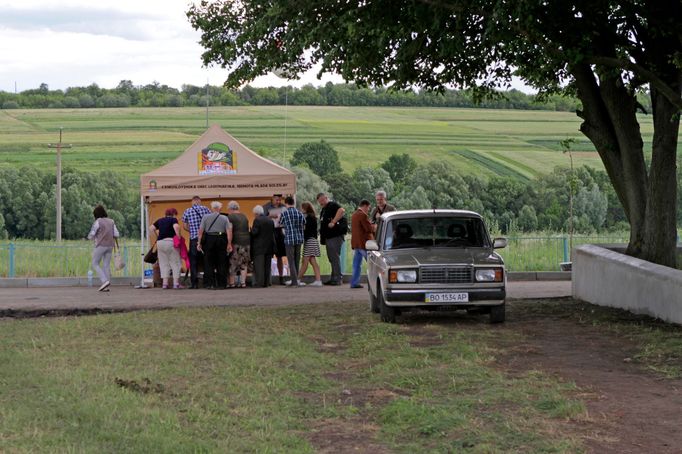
left=0, top=281, right=571, bottom=316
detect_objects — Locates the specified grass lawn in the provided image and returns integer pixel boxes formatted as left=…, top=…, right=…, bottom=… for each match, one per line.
left=0, top=302, right=587, bottom=453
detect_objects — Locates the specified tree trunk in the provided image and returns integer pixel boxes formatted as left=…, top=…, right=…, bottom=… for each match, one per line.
left=641, top=87, right=680, bottom=267
left=573, top=65, right=679, bottom=268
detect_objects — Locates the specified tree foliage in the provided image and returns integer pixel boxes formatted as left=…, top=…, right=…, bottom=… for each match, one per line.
left=392, top=186, right=431, bottom=211
left=0, top=82, right=585, bottom=111
left=290, top=165, right=330, bottom=206
left=381, top=153, right=418, bottom=188
left=0, top=167, right=138, bottom=240
left=290, top=140, right=342, bottom=178
left=187, top=0, right=682, bottom=267
left=0, top=156, right=659, bottom=240
left=350, top=167, right=394, bottom=206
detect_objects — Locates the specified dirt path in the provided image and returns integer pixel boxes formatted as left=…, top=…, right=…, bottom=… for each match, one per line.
left=496, top=300, right=682, bottom=454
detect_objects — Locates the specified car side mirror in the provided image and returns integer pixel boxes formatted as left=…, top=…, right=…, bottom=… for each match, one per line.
left=493, top=237, right=507, bottom=249
left=366, top=240, right=379, bottom=251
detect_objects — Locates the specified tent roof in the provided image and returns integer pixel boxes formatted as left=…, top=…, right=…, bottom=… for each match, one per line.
left=140, top=124, right=296, bottom=201
left=143, top=124, right=292, bottom=178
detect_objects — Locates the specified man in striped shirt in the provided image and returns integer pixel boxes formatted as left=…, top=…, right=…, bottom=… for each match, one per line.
left=278, top=196, right=306, bottom=287
left=182, top=196, right=211, bottom=289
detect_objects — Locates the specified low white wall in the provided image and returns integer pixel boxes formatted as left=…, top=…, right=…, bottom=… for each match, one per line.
left=573, top=244, right=682, bottom=324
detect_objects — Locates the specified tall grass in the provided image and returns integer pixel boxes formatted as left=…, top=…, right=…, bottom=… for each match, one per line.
left=0, top=233, right=630, bottom=278
left=0, top=240, right=144, bottom=278
left=499, top=233, right=630, bottom=271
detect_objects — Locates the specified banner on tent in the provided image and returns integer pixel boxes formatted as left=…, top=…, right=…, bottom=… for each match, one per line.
left=198, top=142, right=237, bottom=175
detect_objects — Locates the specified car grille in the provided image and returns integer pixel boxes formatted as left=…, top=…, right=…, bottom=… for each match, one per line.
left=420, top=266, right=473, bottom=284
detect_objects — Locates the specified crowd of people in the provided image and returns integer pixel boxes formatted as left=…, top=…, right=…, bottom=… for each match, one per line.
left=87, top=191, right=397, bottom=291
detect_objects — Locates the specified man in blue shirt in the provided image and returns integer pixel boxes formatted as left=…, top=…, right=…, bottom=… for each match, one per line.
left=182, top=196, right=211, bottom=289
left=278, top=196, right=306, bottom=287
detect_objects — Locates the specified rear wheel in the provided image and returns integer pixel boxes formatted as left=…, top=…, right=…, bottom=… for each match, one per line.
left=369, top=284, right=379, bottom=313
left=489, top=304, right=505, bottom=324
left=378, top=287, right=396, bottom=323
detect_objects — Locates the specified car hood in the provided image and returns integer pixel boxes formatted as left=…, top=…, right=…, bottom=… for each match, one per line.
left=383, top=248, right=504, bottom=267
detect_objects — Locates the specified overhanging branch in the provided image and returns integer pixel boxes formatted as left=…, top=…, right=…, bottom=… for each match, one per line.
left=587, top=56, right=682, bottom=110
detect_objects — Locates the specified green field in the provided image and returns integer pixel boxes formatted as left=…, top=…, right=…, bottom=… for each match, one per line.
left=0, top=106, right=626, bottom=179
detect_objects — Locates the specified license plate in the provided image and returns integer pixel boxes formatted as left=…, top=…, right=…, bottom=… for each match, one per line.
left=425, top=292, right=469, bottom=303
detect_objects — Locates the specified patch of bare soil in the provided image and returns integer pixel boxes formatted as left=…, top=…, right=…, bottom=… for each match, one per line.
left=493, top=300, right=682, bottom=454
left=304, top=332, right=400, bottom=453
left=307, top=419, right=391, bottom=454
left=401, top=324, right=447, bottom=348
left=302, top=383, right=398, bottom=453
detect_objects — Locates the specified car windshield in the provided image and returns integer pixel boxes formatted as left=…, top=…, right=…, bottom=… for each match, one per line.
left=383, top=216, right=490, bottom=250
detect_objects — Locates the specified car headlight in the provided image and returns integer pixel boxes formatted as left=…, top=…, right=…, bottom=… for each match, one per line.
left=389, top=269, right=417, bottom=283
left=475, top=268, right=503, bottom=282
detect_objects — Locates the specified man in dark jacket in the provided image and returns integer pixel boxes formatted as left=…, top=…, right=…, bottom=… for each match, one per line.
left=316, top=192, right=347, bottom=285
left=250, top=204, right=275, bottom=287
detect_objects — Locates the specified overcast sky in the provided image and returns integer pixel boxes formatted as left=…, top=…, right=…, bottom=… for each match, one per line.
left=0, top=0, right=345, bottom=92
left=0, top=0, right=530, bottom=93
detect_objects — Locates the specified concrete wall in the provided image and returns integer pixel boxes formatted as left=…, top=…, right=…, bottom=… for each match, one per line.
left=573, top=244, right=682, bottom=324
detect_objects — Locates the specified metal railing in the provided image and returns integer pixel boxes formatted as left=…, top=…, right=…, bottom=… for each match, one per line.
left=0, top=241, right=144, bottom=278
left=498, top=234, right=628, bottom=271
left=0, top=235, right=629, bottom=278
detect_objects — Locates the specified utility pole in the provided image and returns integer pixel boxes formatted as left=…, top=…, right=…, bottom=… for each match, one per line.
left=283, top=85, right=288, bottom=163
left=205, top=78, right=209, bottom=128
left=48, top=128, right=72, bottom=242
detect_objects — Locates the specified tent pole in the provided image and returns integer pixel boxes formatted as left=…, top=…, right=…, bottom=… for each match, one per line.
left=136, top=195, right=149, bottom=289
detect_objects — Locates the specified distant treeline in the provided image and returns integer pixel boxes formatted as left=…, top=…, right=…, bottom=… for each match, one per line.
left=0, top=167, right=139, bottom=241
left=0, top=80, right=594, bottom=111
left=0, top=153, right=650, bottom=241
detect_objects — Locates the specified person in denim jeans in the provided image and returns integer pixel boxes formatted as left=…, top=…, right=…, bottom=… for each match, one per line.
left=350, top=199, right=376, bottom=288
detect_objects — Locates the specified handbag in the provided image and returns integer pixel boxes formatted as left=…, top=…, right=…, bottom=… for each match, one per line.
left=113, top=238, right=125, bottom=270
left=114, top=253, right=125, bottom=270
left=200, top=214, right=220, bottom=247
left=143, top=241, right=158, bottom=264
left=337, top=216, right=349, bottom=236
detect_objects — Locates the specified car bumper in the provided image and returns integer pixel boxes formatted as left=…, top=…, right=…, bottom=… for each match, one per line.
left=384, top=287, right=505, bottom=307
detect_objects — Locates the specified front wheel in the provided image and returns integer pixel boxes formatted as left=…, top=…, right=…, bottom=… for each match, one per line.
left=369, top=285, right=380, bottom=313
left=489, top=304, right=505, bottom=324
left=378, top=287, right=396, bottom=323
